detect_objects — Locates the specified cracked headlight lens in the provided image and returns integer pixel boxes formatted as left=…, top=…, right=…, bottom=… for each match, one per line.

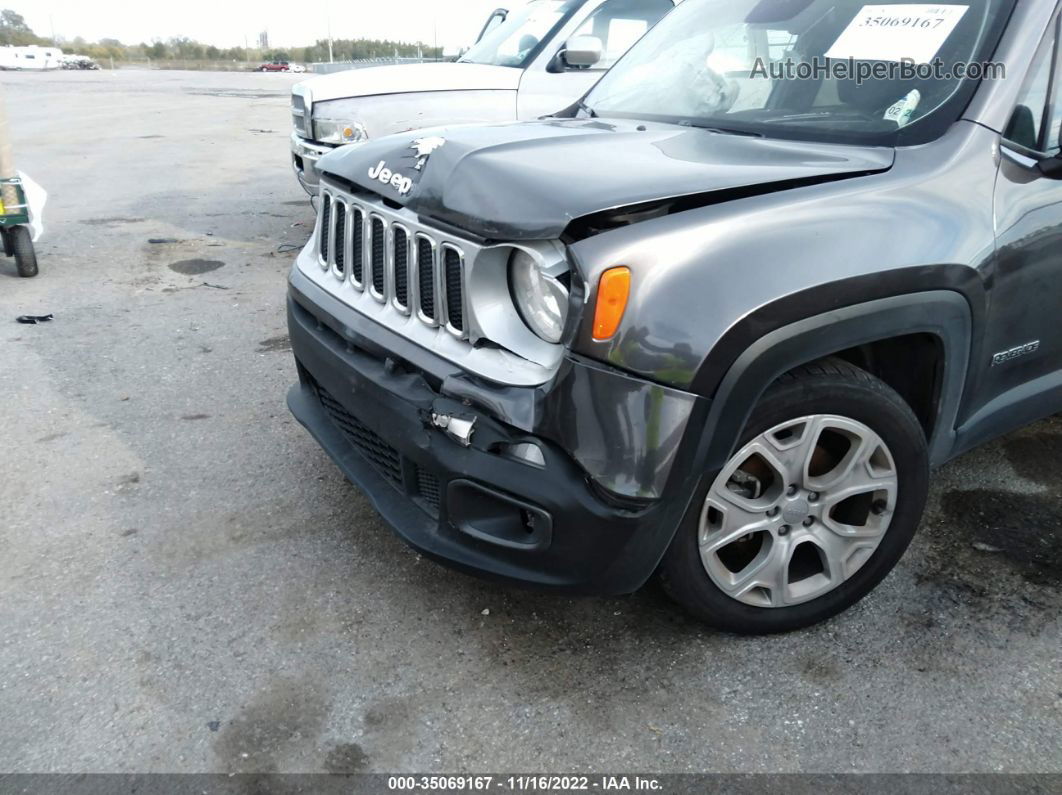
left=313, top=119, right=368, bottom=145
left=509, top=249, right=569, bottom=343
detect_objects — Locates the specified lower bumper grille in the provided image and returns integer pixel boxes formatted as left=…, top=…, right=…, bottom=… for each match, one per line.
left=313, top=380, right=441, bottom=517
left=316, top=385, right=401, bottom=486
left=416, top=468, right=441, bottom=514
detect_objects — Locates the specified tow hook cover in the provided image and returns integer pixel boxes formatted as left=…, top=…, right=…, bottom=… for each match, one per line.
left=431, top=412, right=477, bottom=447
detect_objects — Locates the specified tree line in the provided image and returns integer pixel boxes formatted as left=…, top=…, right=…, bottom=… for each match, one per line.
left=0, top=9, right=444, bottom=64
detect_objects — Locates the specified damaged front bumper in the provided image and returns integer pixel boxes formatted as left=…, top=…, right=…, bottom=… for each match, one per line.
left=291, top=133, right=334, bottom=195
left=286, top=266, right=706, bottom=594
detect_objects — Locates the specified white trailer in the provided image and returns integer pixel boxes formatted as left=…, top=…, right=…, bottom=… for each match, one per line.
left=0, top=46, right=63, bottom=71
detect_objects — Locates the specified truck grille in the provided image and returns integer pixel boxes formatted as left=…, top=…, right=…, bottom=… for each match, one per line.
left=317, top=187, right=469, bottom=339
left=291, top=93, right=308, bottom=136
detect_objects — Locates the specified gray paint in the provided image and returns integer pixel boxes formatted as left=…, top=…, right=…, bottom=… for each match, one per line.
left=317, top=119, right=894, bottom=240
left=316, top=0, right=1062, bottom=480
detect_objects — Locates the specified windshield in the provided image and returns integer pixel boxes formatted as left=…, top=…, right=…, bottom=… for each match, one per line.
left=460, top=0, right=581, bottom=68
left=584, top=0, right=1016, bottom=145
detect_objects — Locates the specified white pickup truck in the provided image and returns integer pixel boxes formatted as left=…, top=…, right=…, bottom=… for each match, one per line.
left=290, top=0, right=676, bottom=194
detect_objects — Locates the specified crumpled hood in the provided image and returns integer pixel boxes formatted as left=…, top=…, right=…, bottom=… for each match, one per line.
left=298, top=62, right=522, bottom=105
left=317, top=118, right=895, bottom=240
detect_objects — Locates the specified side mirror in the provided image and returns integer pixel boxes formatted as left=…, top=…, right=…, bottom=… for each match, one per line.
left=561, top=35, right=604, bottom=69
left=1038, top=155, right=1062, bottom=179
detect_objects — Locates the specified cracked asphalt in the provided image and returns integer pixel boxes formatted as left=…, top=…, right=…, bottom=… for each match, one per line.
left=0, top=70, right=1059, bottom=775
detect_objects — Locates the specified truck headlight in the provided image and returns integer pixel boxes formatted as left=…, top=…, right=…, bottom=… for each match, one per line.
left=313, top=119, right=368, bottom=145
left=509, top=249, right=569, bottom=343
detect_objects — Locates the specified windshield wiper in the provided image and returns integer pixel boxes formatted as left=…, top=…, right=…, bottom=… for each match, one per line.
left=677, top=120, right=763, bottom=137
left=761, top=112, right=876, bottom=125
left=576, top=100, right=597, bottom=118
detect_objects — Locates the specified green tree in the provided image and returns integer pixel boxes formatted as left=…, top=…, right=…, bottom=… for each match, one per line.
left=0, top=9, right=45, bottom=46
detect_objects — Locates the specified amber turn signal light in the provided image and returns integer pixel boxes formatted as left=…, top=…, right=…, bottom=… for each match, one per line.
left=593, top=267, right=631, bottom=341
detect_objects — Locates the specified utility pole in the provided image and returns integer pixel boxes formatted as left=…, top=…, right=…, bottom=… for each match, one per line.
left=325, top=0, right=334, bottom=62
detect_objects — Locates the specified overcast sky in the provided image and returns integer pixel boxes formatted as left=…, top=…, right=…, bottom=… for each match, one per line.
left=12, top=0, right=532, bottom=53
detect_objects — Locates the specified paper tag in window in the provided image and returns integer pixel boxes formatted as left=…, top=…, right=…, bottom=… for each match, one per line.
left=883, top=89, right=921, bottom=126
left=825, top=5, right=969, bottom=64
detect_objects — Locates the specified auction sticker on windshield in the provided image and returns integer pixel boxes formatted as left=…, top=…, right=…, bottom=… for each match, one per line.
left=825, top=4, right=969, bottom=64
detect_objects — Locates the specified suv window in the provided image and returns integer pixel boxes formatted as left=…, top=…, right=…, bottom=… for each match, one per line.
left=1005, top=18, right=1061, bottom=155
left=572, top=0, right=673, bottom=70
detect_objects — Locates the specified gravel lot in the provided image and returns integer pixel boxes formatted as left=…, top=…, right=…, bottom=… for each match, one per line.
left=0, top=69, right=1059, bottom=775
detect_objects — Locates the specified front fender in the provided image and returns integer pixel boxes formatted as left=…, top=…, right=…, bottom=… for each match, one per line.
left=694, top=291, right=972, bottom=473
left=565, top=121, right=998, bottom=403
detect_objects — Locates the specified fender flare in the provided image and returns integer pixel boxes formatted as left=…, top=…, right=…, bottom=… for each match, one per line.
left=690, top=290, right=972, bottom=475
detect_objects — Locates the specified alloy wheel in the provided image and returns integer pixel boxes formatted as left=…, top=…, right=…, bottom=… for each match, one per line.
left=699, top=415, right=899, bottom=608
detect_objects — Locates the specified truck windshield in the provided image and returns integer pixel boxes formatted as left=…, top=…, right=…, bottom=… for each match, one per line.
left=460, top=0, right=582, bottom=68
left=584, top=0, right=1016, bottom=145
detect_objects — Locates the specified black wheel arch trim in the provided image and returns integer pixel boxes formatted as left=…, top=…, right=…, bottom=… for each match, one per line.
left=689, top=266, right=986, bottom=398
left=692, top=290, right=973, bottom=476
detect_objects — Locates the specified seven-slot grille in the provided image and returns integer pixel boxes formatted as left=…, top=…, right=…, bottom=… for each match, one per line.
left=317, top=190, right=467, bottom=337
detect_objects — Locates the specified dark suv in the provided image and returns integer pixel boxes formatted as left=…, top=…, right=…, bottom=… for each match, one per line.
left=287, top=0, right=1054, bottom=633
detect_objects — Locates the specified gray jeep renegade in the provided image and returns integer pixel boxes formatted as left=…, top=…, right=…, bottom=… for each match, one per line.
left=287, top=0, right=1055, bottom=633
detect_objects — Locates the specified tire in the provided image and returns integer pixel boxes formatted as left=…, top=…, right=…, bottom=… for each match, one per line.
left=11, top=225, right=38, bottom=278
left=660, top=358, right=929, bottom=634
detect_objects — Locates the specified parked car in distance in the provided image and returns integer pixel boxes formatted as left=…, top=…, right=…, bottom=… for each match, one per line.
left=288, top=0, right=1048, bottom=634
left=258, top=61, right=290, bottom=72
left=290, top=64, right=307, bottom=73
left=290, top=0, right=677, bottom=194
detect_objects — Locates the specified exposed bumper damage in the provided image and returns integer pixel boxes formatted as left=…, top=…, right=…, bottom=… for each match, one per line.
left=291, top=133, right=334, bottom=194
left=286, top=266, right=704, bottom=594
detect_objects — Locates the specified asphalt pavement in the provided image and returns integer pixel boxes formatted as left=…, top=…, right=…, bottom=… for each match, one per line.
left=0, top=69, right=1059, bottom=774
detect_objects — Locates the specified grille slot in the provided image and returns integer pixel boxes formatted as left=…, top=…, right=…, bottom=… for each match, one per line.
left=417, top=236, right=436, bottom=322
left=332, top=201, right=346, bottom=275
left=444, top=246, right=464, bottom=333
left=370, top=217, right=386, bottom=298
left=393, top=227, right=409, bottom=310
left=318, top=195, right=332, bottom=263
left=316, top=385, right=402, bottom=486
left=350, top=208, right=364, bottom=286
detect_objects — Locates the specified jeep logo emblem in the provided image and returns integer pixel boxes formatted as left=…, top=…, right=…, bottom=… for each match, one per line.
left=367, top=161, right=413, bottom=196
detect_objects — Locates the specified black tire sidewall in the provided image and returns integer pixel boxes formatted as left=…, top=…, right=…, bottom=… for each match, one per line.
left=663, top=369, right=929, bottom=634
left=12, top=226, right=38, bottom=278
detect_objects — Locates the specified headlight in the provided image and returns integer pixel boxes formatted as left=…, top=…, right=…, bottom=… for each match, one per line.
left=509, top=249, right=569, bottom=343
left=313, top=119, right=368, bottom=145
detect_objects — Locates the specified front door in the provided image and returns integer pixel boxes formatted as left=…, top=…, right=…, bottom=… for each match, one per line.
left=982, top=12, right=1062, bottom=427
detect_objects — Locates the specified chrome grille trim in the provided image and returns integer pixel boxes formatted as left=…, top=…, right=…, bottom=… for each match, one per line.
left=309, top=180, right=566, bottom=387
left=318, top=187, right=469, bottom=335
left=391, top=224, right=412, bottom=315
